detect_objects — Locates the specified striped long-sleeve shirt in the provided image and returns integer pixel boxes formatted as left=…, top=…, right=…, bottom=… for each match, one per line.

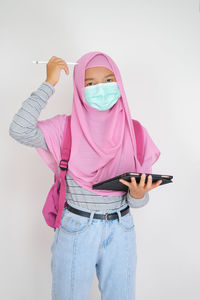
left=9, top=81, right=149, bottom=213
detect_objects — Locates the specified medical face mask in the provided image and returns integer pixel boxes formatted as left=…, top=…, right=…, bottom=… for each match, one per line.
left=84, top=82, right=121, bottom=111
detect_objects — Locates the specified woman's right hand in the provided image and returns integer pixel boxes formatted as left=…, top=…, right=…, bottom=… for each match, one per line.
left=45, top=56, right=69, bottom=87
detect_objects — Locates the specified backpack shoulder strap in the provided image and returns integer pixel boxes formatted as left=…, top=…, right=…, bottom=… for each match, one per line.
left=60, top=115, right=72, bottom=169
left=132, top=119, right=144, bottom=166
left=55, top=115, right=72, bottom=228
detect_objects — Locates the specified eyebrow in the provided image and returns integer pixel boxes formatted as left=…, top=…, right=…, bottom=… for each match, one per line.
left=85, top=73, right=115, bottom=81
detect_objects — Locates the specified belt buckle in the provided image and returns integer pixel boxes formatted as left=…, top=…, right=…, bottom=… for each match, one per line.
left=105, top=213, right=109, bottom=220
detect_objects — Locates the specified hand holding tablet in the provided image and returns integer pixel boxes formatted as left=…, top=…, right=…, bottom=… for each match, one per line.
left=92, top=172, right=173, bottom=193
left=119, top=173, right=162, bottom=199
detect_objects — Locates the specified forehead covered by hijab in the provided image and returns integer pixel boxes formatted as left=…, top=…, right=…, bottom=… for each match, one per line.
left=85, top=54, right=114, bottom=72
left=74, top=52, right=119, bottom=86
left=73, top=51, right=121, bottom=105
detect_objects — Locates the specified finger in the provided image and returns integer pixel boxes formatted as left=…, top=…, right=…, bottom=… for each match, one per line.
left=56, top=62, right=69, bottom=74
left=145, top=174, right=152, bottom=190
left=151, top=180, right=162, bottom=190
left=58, top=61, right=69, bottom=74
left=57, top=62, right=69, bottom=74
left=53, top=57, right=64, bottom=63
left=63, top=61, right=69, bottom=74
left=119, top=179, right=131, bottom=188
left=130, top=176, right=137, bottom=189
left=139, top=173, right=146, bottom=188
left=50, top=56, right=58, bottom=62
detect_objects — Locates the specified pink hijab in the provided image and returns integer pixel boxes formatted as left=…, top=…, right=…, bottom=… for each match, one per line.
left=36, top=51, right=160, bottom=196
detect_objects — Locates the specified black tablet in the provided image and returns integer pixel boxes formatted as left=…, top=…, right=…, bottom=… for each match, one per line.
left=92, top=172, right=173, bottom=192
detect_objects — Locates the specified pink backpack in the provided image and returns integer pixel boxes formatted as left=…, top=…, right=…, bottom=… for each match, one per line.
left=41, top=115, right=144, bottom=231
left=42, top=115, right=72, bottom=232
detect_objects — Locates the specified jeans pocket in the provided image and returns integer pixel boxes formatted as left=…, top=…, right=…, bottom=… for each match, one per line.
left=60, top=209, right=91, bottom=235
left=119, top=212, right=135, bottom=231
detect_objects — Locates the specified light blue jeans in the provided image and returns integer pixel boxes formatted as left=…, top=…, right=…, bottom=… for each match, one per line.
left=50, top=203, right=137, bottom=300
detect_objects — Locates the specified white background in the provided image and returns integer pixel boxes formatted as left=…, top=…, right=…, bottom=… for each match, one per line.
left=1, top=0, right=200, bottom=299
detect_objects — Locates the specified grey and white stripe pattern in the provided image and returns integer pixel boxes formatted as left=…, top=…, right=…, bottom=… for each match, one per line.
left=65, top=173, right=149, bottom=212
left=9, top=81, right=53, bottom=150
left=9, top=81, right=149, bottom=212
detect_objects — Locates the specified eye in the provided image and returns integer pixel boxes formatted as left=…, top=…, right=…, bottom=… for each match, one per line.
left=106, top=78, right=113, bottom=82
left=86, top=82, right=94, bottom=86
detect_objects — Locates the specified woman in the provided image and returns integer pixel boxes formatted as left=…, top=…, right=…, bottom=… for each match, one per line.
left=9, top=51, right=161, bottom=300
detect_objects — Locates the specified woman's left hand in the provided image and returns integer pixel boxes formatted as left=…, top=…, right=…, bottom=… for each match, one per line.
left=119, top=173, right=162, bottom=199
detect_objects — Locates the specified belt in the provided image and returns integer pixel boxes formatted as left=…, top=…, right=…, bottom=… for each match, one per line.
left=66, top=204, right=130, bottom=221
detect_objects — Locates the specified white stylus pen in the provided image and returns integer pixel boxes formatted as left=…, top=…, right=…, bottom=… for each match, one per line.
left=32, top=60, right=78, bottom=65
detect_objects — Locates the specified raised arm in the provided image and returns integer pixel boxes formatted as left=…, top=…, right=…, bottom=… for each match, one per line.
left=8, top=81, right=55, bottom=150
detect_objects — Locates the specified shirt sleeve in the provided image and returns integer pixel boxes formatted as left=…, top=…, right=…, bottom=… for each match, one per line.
left=9, top=81, right=55, bottom=150
left=126, top=189, right=150, bottom=208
